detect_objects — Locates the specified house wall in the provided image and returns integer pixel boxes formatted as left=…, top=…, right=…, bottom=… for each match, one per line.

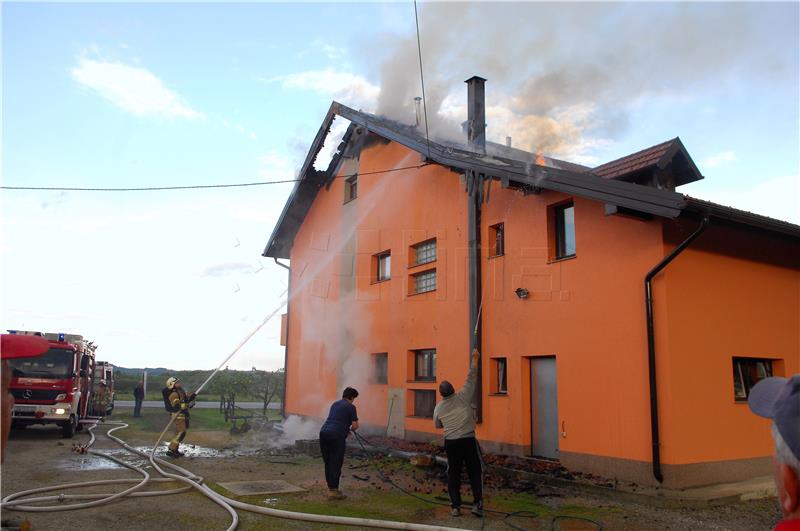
left=653, top=219, right=800, bottom=486
left=285, top=138, right=471, bottom=434
left=283, top=136, right=800, bottom=488
left=478, top=181, right=667, bottom=479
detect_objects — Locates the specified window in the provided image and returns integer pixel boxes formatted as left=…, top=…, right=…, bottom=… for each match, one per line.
left=414, top=349, right=436, bottom=381
left=344, top=176, right=357, bottom=203
left=733, top=358, right=773, bottom=401
left=493, top=358, right=508, bottom=394
left=555, top=202, right=576, bottom=259
left=412, top=269, right=436, bottom=294
left=375, top=251, right=391, bottom=282
left=489, top=223, right=505, bottom=257
left=413, top=390, right=436, bottom=418
left=412, top=239, right=437, bottom=266
left=373, top=353, right=388, bottom=384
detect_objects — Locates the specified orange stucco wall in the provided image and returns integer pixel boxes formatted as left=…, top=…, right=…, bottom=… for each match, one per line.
left=656, top=221, right=800, bottom=465
left=282, top=135, right=800, bottom=478
left=479, top=182, right=665, bottom=463
left=285, top=137, right=471, bottom=433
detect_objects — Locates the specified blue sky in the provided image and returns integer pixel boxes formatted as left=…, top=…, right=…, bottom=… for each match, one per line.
left=2, top=2, right=798, bottom=371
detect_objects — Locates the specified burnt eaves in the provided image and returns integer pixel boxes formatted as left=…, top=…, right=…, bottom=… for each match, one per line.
left=593, top=137, right=703, bottom=189
left=263, top=102, right=693, bottom=259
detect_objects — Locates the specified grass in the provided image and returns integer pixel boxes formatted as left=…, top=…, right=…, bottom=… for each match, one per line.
left=109, top=406, right=279, bottom=432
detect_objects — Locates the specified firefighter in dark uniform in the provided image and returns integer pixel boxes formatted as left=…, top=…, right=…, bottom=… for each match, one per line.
left=165, top=377, right=195, bottom=458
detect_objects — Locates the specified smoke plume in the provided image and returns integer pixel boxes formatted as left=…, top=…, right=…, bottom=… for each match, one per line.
left=363, top=2, right=796, bottom=161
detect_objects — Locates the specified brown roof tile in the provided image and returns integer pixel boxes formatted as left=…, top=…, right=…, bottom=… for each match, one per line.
left=593, top=138, right=678, bottom=179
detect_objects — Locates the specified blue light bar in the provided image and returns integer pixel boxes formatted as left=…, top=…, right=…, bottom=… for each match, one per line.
left=58, top=333, right=65, bottom=342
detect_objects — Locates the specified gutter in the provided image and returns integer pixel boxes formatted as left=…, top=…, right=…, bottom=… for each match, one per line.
left=274, top=258, right=291, bottom=419
left=645, top=216, right=709, bottom=483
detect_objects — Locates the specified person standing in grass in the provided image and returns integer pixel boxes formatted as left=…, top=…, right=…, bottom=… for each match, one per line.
left=434, top=348, right=483, bottom=518
left=133, top=381, right=144, bottom=418
left=319, top=387, right=359, bottom=500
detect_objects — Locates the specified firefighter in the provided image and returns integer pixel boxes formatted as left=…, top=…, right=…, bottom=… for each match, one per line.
left=164, top=377, right=195, bottom=458
left=93, top=381, right=111, bottom=417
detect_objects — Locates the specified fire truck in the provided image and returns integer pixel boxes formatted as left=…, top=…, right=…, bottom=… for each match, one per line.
left=7, top=330, right=97, bottom=438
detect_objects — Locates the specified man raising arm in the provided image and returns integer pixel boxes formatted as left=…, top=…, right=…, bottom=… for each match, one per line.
left=433, top=348, right=483, bottom=518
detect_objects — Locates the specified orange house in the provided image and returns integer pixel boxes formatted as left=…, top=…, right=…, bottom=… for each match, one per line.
left=264, top=78, right=800, bottom=488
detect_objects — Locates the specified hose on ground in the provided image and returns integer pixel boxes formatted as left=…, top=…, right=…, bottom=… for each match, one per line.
left=352, top=431, right=603, bottom=531
left=4, top=420, right=468, bottom=531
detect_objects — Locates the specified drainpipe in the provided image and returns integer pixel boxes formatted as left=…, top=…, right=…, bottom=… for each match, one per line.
left=645, top=216, right=709, bottom=483
left=274, top=258, right=291, bottom=419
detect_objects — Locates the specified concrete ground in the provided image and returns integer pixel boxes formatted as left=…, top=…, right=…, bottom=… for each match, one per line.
left=1, top=408, right=783, bottom=530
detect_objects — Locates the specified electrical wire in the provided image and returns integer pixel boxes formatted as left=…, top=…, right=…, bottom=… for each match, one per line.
left=0, top=163, right=431, bottom=192
left=413, top=0, right=432, bottom=160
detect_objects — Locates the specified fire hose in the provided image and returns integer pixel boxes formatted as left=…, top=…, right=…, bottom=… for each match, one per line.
left=2, top=418, right=468, bottom=531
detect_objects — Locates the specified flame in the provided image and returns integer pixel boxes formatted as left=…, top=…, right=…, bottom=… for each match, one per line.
left=535, top=151, right=546, bottom=166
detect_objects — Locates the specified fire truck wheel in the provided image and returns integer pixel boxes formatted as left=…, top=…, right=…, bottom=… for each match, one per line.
left=61, top=415, right=77, bottom=438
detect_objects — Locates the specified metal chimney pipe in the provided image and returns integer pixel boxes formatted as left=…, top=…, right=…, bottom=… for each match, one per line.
left=465, top=76, right=487, bottom=153
left=414, top=96, right=422, bottom=127
left=506, top=136, right=512, bottom=148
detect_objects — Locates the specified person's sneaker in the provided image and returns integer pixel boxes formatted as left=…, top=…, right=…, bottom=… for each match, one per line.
left=327, top=489, right=347, bottom=500
left=165, top=449, right=182, bottom=458
left=471, top=501, right=484, bottom=517
left=450, top=507, right=461, bottom=517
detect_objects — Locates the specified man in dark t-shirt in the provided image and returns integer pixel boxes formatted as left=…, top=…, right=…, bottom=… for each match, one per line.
left=319, top=387, right=359, bottom=499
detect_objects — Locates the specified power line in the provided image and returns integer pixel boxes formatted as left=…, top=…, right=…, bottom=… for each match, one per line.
left=413, top=0, right=432, bottom=160
left=0, top=163, right=431, bottom=192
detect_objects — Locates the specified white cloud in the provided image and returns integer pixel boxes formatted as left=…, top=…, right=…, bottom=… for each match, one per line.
left=702, top=151, right=737, bottom=168
left=71, top=58, right=202, bottom=119
left=269, top=69, right=379, bottom=110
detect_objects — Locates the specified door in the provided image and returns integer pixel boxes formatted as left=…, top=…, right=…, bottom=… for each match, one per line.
left=530, top=357, right=559, bottom=459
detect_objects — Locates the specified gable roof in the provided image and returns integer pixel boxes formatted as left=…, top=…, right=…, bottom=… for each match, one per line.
left=263, top=102, right=799, bottom=259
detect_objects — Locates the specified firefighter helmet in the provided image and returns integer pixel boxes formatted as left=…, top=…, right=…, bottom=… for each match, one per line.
left=166, top=377, right=180, bottom=389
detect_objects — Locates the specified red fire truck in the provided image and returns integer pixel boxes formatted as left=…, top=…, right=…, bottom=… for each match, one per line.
left=7, top=330, right=97, bottom=438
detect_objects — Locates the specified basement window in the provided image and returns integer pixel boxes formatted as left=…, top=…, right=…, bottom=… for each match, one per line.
left=373, top=353, right=388, bottom=384
left=733, top=358, right=773, bottom=401
left=491, top=357, right=508, bottom=394
left=412, top=239, right=437, bottom=266
left=411, top=269, right=436, bottom=294
left=414, top=349, right=436, bottom=381
left=413, top=390, right=436, bottom=418
left=344, top=175, right=358, bottom=203
left=374, top=251, right=391, bottom=282
left=489, top=223, right=505, bottom=258
left=554, top=202, right=576, bottom=259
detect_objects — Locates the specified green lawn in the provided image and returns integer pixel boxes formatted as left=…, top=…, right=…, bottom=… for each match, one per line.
left=109, top=406, right=280, bottom=432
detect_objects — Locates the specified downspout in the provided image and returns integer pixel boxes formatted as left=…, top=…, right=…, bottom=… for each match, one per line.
left=645, top=215, right=709, bottom=483
left=274, top=257, right=291, bottom=419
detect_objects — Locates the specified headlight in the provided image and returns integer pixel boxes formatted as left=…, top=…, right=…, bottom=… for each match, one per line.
left=54, top=408, right=66, bottom=415
left=55, top=394, right=67, bottom=401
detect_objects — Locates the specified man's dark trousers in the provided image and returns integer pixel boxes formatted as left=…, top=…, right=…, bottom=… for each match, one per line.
left=133, top=398, right=142, bottom=417
left=319, top=430, right=346, bottom=489
left=444, top=436, right=483, bottom=508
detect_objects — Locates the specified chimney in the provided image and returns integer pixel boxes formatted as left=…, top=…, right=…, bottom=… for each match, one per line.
left=506, top=136, right=512, bottom=148
left=413, top=96, right=422, bottom=127
left=465, top=76, right=486, bottom=153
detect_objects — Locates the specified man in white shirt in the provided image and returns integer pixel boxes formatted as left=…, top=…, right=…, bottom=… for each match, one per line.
left=433, top=348, right=483, bottom=517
